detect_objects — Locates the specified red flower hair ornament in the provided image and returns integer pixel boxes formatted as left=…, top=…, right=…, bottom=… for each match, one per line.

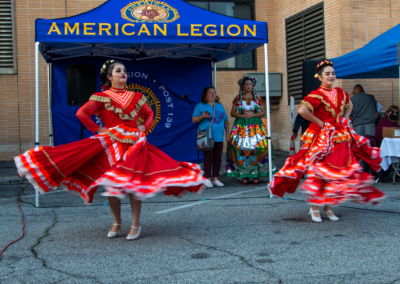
left=314, top=59, right=334, bottom=78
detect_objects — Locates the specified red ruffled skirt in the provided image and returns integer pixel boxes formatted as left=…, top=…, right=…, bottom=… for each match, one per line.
left=15, top=124, right=206, bottom=204
left=269, top=118, right=385, bottom=206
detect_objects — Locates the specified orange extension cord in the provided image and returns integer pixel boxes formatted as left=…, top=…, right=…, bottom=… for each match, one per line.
left=0, top=184, right=28, bottom=261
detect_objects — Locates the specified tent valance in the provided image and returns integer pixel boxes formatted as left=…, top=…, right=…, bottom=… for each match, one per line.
left=35, top=0, right=268, bottom=62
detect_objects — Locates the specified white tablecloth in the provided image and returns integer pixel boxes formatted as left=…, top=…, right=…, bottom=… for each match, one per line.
left=379, top=138, right=400, bottom=171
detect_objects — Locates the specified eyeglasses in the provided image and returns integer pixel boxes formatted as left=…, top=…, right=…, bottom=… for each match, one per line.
left=392, top=111, right=399, bottom=114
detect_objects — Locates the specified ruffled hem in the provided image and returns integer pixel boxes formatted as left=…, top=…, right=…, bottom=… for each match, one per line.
left=14, top=148, right=58, bottom=194
left=59, top=180, right=91, bottom=205
left=269, top=118, right=385, bottom=205
left=100, top=179, right=206, bottom=200
left=300, top=175, right=385, bottom=206
left=92, top=162, right=206, bottom=200
left=103, top=124, right=142, bottom=144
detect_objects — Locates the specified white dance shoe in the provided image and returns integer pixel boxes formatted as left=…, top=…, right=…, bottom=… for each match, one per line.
left=212, top=180, right=224, bottom=187
left=309, top=208, right=322, bottom=223
left=107, top=223, right=121, bottom=238
left=323, top=210, right=339, bottom=221
left=204, top=179, right=214, bottom=187
left=127, top=225, right=141, bottom=240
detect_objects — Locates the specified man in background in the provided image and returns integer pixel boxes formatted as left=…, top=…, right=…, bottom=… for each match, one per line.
left=350, top=84, right=377, bottom=136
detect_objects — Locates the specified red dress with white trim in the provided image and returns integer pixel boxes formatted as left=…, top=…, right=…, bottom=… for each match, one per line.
left=269, top=86, right=385, bottom=206
left=15, top=87, right=205, bottom=204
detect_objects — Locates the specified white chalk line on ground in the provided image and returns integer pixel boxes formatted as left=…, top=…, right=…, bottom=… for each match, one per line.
left=155, top=187, right=267, bottom=214
left=0, top=189, right=65, bottom=203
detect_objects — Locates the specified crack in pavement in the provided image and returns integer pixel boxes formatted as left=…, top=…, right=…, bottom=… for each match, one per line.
left=177, top=222, right=281, bottom=232
left=4, top=256, right=29, bottom=267
left=47, top=276, right=76, bottom=284
left=30, top=209, right=66, bottom=275
left=29, top=209, right=103, bottom=284
left=136, top=263, right=235, bottom=281
left=178, top=236, right=283, bottom=283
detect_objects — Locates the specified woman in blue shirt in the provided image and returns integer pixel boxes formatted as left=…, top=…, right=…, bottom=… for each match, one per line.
left=192, top=86, right=229, bottom=188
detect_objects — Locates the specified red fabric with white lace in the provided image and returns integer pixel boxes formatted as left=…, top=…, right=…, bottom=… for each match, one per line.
left=269, top=87, right=385, bottom=206
left=15, top=87, right=205, bottom=204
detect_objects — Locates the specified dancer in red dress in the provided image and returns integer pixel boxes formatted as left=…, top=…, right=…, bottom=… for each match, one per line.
left=15, top=60, right=205, bottom=239
left=269, top=60, right=385, bottom=222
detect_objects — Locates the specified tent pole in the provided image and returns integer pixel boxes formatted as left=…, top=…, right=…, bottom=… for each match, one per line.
left=35, top=42, right=40, bottom=208
left=263, top=43, right=273, bottom=198
left=47, top=63, right=53, bottom=147
left=214, top=62, right=217, bottom=89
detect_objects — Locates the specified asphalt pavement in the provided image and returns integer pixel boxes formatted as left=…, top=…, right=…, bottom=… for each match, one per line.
left=1, top=151, right=400, bottom=283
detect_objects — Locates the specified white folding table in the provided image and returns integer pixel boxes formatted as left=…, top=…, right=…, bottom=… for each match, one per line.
left=380, top=138, right=400, bottom=184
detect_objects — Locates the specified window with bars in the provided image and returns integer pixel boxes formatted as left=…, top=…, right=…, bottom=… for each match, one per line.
left=0, top=0, right=16, bottom=74
left=285, top=3, right=325, bottom=104
left=185, top=0, right=256, bottom=70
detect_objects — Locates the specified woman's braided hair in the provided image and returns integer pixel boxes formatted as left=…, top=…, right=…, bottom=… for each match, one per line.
left=100, top=60, right=125, bottom=88
left=237, top=76, right=259, bottom=105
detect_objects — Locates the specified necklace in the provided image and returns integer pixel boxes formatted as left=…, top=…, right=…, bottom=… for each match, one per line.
left=243, top=94, right=252, bottom=106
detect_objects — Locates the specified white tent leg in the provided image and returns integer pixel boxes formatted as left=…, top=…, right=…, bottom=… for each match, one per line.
left=47, top=63, right=53, bottom=147
left=214, top=62, right=217, bottom=89
left=35, top=42, right=40, bottom=208
left=263, top=43, right=273, bottom=198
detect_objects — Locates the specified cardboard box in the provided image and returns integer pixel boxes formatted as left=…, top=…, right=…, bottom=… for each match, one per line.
left=382, top=127, right=400, bottom=138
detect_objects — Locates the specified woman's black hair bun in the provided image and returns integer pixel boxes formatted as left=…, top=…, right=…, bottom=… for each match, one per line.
left=100, top=60, right=124, bottom=87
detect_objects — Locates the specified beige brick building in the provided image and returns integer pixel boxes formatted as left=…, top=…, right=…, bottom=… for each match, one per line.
left=1, top=0, right=399, bottom=160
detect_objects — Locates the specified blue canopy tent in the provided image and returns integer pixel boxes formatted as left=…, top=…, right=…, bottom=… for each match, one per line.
left=331, top=23, right=400, bottom=112
left=331, top=23, right=400, bottom=79
left=34, top=0, right=273, bottom=206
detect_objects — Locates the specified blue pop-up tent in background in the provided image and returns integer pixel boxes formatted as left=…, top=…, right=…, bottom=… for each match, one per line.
left=330, top=23, right=400, bottom=115
left=33, top=0, right=274, bottom=206
left=331, top=23, right=400, bottom=79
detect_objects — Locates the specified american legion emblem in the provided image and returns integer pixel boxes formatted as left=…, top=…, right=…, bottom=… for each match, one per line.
left=126, top=83, right=161, bottom=134
left=121, top=0, right=180, bottom=23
